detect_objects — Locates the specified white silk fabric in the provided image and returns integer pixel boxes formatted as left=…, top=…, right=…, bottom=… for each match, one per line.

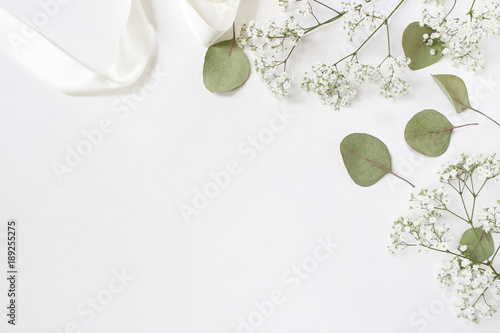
left=0, top=0, right=153, bottom=95
left=180, top=0, right=241, bottom=47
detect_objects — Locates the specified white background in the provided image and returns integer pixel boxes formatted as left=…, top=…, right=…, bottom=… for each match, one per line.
left=0, top=0, right=500, bottom=332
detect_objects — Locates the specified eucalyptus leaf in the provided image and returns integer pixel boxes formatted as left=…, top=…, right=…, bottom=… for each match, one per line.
left=340, top=133, right=414, bottom=187
left=404, top=109, right=477, bottom=157
left=402, top=22, right=445, bottom=70
left=431, top=74, right=471, bottom=113
left=460, top=226, right=495, bottom=263
left=203, top=39, right=250, bottom=93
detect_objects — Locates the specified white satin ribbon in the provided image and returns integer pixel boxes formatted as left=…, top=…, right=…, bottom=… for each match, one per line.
left=180, top=0, right=240, bottom=47
left=0, top=0, right=153, bottom=95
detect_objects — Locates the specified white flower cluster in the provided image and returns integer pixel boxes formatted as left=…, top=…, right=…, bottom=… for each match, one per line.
left=378, top=56, right=411, bottom=99
left=388, top=188, right=451, bottom=254
left=238, top=17, right=305, bottom=96
left=421, top=0, right=500, bottom=71
left=437, top=257, right=500, bottom=323
left=480, top=201, right=500, bottom=234
left=390, top=153, right=500, bottom=323
left=302, top=62, right=357, bottom=110
left=340, top=0, right=385, bottom=41
left=302, top=56, right=410, bottom=109
left=437, top=153, right=500, bottom=183
left=421, top=32, right=442, bottom=58
left=278, top=0, right=313, bottom=17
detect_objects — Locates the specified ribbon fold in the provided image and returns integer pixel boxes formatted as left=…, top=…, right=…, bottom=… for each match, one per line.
left=180, top=0, right=241, bottom=47
left=0, top=0, right=153, bottom=95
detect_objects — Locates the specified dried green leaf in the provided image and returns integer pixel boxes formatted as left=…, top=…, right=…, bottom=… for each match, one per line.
left=402, top=22, right=444, bottom=70
left=460, top=226, right=495, bottom=263
left=405, top=109, right=454, bottom=157
left=203, top=39, right=250, bottom=93
left=340, top=133, right=414, bottom=187
left=431, top=74, right=471, bottom=113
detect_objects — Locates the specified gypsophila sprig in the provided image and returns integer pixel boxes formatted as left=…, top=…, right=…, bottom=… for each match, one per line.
left=279, top=0, right=313, bottom=16
left=340, top=0, right=385, bottom=41
left=378, top=55, right=411, bottom=99
left=238, top=0, right=410, bottom=109
left=301, top=55, right=410, bottom=110
left=238, top=17, right=305, bottom=96
left=302, top=62, right=358, bottom=110
left=437, top=257, right=500, bottom=322
left=421, top=0, right=500, bottom=71
left=389, top=153, right=500, bottom=323
left=481, top=202, right=500, bottom=234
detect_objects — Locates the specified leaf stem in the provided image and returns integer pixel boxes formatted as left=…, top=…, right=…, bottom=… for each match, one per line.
left=429, top=123, right=479, bottom=133
left=469, top=106, right=500, bottom=128
left=452, top=98, right=500, bottom=127
left=365, top=157, right=415, bottom=188
left=445, top=0, right=457, bottom=19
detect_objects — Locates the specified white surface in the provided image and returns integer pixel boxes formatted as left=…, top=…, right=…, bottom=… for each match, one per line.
left=0, top=1, right=499, bottom=333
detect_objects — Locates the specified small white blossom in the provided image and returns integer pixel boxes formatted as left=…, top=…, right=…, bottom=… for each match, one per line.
left=421, top=0, right=500, bottom=71
left=378, top=56, right=411, bottom=99
left=340, top=0, right=385, bottom=41
left=278, top=0, right=313, bottom=17
left=438, top=257, right=500, bottom=323
left=390, top=153, right=500, bottom=323
left=239, top=17, right=305, bottom=96
left=479, top=201, right=500, bottom=233
left=302, top=62, right=357, bottom=110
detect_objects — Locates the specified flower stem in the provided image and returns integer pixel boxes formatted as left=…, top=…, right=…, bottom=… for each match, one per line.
left=467, top=0, right=477, bottom=18
left=333, top=0, right=406, bottom=66
left=305, top=13, right=345, bottom=34
left=312, top=0, right=342, bottom=15
left=490, top=245, right=500, bottom=263
left=385, top=20, right=391, bottom=56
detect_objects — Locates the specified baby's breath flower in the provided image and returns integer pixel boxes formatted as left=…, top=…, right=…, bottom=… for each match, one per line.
left=437, top=153, right=500, bottom=183
left=339, top=0, right=385, bottom=41
left=378, top=56, right=411, bottom=100
left=421, top=0, right=500, bottom=71
left=479, top=201, right=500, bottom=233
left=238, top=17, right=305, bottom=96
left=302, top=62, right=357, bottom=110
left=278, top=0, right=313, bottom=17
left=390, top=153, right=500, bottom=323
left=437, top=257, right=500, bottom=323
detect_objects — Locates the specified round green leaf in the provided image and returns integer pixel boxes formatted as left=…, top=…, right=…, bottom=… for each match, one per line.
left=402, top=22, right=445, bottom=70
left=203, top=39, right=250, bottom=93
left=431, top=74, right=471, bottom=113
left=340, top=133, right=392, bottom=187
left=459, top=226, right=495, bottom=263
left=404, top=109, right=453, bottom=157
